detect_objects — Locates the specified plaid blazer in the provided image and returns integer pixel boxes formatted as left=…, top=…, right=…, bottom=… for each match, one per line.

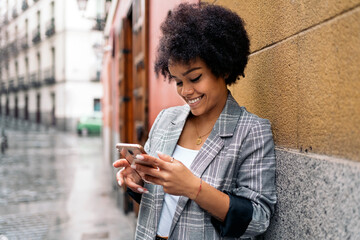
left=135, top=93, right=276, bottom=240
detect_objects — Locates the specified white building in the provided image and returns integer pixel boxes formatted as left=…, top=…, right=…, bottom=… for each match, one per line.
left=0, top=0, right=106, bottom=131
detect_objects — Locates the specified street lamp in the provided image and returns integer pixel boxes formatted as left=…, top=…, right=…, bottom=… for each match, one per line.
left=77, top=0, right=88, bottom=11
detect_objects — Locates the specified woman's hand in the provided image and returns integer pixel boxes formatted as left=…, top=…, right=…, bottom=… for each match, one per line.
left=134, top=151, right=230, bottom=222
left=132, top=151, right=199, bottom=199
left=113, top=149, right=148, bottom=194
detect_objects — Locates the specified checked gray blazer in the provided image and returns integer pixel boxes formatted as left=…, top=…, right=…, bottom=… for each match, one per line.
left=135, top=92, right=276, bottom=240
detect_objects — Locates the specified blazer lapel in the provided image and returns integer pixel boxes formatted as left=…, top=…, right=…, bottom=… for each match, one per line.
left=168, top=92, right=242, bottom=237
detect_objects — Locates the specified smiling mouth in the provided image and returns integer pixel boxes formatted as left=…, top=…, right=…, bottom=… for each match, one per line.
left=187, top=95, right=203, bottom=104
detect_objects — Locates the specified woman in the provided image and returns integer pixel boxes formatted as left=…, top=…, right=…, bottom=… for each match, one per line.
left=113, top=3, right=276, bottom=239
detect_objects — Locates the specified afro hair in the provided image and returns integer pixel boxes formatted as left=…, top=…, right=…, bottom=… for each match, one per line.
left=154, top=3, right=250, bottom=85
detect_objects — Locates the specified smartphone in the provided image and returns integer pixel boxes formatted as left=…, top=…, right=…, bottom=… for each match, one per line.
left=116, top=143, right=153, bottom=167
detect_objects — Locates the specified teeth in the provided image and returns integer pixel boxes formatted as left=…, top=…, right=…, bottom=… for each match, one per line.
left=188, top=96, right=202, bottom=104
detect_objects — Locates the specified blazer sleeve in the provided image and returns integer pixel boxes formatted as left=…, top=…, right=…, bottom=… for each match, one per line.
left=126, top=110, right=166, bottom=204
left=232, top=118, right=276, bottom=237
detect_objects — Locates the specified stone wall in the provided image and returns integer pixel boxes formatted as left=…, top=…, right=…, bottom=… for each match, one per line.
left=203, top=0, right=360, bottom=238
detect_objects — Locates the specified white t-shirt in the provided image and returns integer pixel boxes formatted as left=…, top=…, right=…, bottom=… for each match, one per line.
left=156, top=145, right=199, bottom=237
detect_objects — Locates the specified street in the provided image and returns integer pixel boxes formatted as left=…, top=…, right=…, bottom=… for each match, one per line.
left=0, top=117, right=136, bottom=240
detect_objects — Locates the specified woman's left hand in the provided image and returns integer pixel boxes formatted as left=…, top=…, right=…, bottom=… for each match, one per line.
left=132, top=152, right=199, bottom=199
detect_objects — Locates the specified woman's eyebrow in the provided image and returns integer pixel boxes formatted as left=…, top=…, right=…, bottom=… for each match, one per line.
left=182, top=67, right=201, bottom=76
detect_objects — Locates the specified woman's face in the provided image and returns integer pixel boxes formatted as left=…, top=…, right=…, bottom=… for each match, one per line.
left=168, top=59, right=228, bottom=118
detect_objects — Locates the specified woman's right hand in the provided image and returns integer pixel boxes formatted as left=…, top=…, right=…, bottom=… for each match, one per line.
left=113, top=149, right=148, bottom=194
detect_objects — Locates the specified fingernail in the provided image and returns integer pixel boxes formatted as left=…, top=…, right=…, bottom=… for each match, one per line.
left=136, top=154, right=144, bottom=160
left=156, top=151, right=164, bottom=156
left=112, top=161, right=117, bottom=167
left=131, top=165, right=136, bottom=169
left=118, top=180, right=122, bottom=186
left=156, top=167, right=160, bottom=171
left=144, top=190, right=149, bottom=194
left=137, top=188, right=144, bottom=193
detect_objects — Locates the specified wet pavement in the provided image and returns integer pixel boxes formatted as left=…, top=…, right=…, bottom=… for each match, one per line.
left=0, top=117, right=136, bottom=240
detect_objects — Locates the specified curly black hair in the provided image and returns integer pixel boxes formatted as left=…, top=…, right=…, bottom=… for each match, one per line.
left=154, top=3, right=250, bottom=85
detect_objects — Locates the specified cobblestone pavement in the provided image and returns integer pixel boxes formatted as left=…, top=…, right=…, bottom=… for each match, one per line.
left=0, top=117, right=136, bottom=240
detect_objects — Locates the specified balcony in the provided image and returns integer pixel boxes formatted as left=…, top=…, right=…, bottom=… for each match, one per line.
left=18, top=76, right=29, bottom=90
left=9, top=79, right=19, bottom=93
left=9, top=40, right=19, bottom=56
left=45, top=18, right=55, bottom=37
left=44, top=67, right=55, bottom=85
left=22, top=0, right=29, bottom=11
left=0, top=82, right=7, bottom=94
left=92, top=17, right=106, bottom=31
left=32, top=27, right=41, bottom=44
left=30, top=72, right=41, bottom=88
left=0, top=47, right=10, bottom=62
left=12, top=8, right=18, bottom=19
left=3, top=14, right=9, bottom=25
left=20, top=36, right=29, bottom=50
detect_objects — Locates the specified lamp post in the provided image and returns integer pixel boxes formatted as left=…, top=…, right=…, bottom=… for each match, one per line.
left=77, top=0, right=88, bottom=12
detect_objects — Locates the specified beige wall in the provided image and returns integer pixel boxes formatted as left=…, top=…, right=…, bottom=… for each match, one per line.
left=205, top=0, right=360, bottom=161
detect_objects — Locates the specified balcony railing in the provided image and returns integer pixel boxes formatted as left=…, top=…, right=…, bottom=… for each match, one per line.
left=0, top=82, right=7, bottom=94
left=0, top=47, right=10, bottom=61
left=22, top=0, right=29, bottom=11
left=45, top=18, right=55, bottom=37
left=18, top=75, right=29, bottom=90
left=32, top=27, right=41, bottom=44
left=30, top=72, right=41, bottom=88
left=20, top=35, right=29, bottom=50
left=9, top=40, right=19, bottom=56
left=9, top=79, right=19, bottom=92
left=12, top=8, right=18, bottom=19
left=3, top=14, right=9, bottom=25
left=93, top=17, right=106, bottom=31
left=44, top=67, right=55, bottom=84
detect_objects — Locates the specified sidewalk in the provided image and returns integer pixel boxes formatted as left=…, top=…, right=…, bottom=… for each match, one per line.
left=0, top=118, right=136, bottom=240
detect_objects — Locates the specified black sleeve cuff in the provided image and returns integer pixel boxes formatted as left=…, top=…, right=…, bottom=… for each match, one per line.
left=211, top=192, right=253, bottom=238
left=126, top=187, right=142, bottom=204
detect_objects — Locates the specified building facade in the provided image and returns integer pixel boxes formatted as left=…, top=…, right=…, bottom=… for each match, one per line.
left=0, top=0, right=105, bottom=131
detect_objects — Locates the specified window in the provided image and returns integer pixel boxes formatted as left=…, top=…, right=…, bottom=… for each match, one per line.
left=94, top=98, right=101, bottom=112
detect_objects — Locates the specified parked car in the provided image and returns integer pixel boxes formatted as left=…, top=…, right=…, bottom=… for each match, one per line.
left=76, top=112, right=102, bottom=136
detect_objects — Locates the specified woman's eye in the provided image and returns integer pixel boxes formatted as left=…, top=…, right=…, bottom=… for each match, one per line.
left=176, top=81, right=183, bottom=86
left=190, top=74, right=202, bottom=82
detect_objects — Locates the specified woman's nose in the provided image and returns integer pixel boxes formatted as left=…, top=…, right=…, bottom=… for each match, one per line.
left=181, top=84, right=194, bottom=96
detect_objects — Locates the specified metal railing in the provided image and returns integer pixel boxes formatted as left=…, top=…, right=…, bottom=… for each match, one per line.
left=3, top=14, right=9, bottom=25
left=30, top=72, right=41, bottom=88
left=9, top=79, right=19, bottom=92
left=18, top=75, right=29, bottom=90
left=0, top=82, right=7, bottom=94
left=45, top=18, right=55, bottom=37
left=93, top=17, right=106, bottom=31
left=12, top=8, right=18, bottom=19
left=9, top=40, right=19, bottom=56
left=0, top=47, right=10, bottom=62
left=44, top=66, right=55, bottom=84
left=20, top=35, right=29, bottom=50
left=32, top=27, right=41, bottom=44
left=22, top=0, right=29, bottom=11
